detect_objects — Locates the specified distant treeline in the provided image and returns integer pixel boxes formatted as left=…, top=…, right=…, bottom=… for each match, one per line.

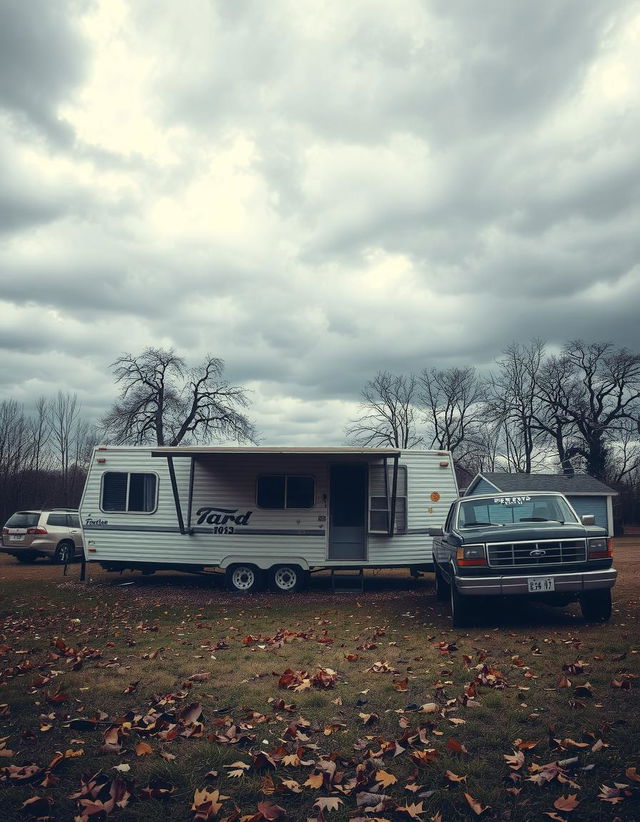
left=0, top=393, right=95, bottom=525
left=2, top=340, right=639, bottom=529
left=345, top=340, right=640, bottom=527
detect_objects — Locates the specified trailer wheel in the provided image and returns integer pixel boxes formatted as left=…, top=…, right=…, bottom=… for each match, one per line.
left=269, top=565, right=307, bottom=593
left=225, top=564, right=264, bottom=593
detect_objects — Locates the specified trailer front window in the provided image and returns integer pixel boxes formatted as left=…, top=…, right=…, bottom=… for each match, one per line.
left=102, top=472, right=157, bottom=513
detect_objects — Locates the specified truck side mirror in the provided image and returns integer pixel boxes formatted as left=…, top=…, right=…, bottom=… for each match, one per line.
left=428, top=527, right=444, bottom=537
left=581, top=514, right=595, bottom=526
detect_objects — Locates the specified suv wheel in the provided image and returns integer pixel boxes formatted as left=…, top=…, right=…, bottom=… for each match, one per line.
left=434, top=563, right=450, bottom=601
left=580, top=589, right=612, bottom=622
left=450, top=582, right=473, bottom=628
left=53, top=541, right=74, bottom=565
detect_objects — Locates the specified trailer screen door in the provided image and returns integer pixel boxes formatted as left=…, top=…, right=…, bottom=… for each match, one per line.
left=328, top=464, right=367, bottom=560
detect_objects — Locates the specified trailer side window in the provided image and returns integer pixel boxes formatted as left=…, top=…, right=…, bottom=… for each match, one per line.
left=257, top=475, right=315, bottom=508
left=102, top=472, right=157, bottom=513
left=368, top=464, right=407, bottom=534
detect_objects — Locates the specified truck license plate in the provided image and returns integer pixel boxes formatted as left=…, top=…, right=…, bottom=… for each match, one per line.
left=528, top=577, right=554, bottom=593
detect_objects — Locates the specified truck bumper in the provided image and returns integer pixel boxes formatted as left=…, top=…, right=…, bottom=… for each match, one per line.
left=456, top=568, right=617, bottom=596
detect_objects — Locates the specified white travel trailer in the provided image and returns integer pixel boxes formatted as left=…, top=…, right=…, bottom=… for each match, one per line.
left=79, top=446, right=459, bottom=592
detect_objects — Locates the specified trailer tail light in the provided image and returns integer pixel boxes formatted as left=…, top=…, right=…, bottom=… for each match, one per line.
left=587, top=537, right=612, bottom=559
left=27, top=527, right=48, bottom=535
left=456, top=544, right=487, bottom=567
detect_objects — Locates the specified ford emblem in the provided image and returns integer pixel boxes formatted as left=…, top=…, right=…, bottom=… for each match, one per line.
left=529, top=548, right=546, bottom=557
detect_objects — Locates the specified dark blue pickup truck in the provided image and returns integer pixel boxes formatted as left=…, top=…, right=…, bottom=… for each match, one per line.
left=430, top=492, right=616, bottom=627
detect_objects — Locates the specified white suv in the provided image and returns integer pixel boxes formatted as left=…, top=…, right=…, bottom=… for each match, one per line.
left=1, top=509, right=83, bottom=564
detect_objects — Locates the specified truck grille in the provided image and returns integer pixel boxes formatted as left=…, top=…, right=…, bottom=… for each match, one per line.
left=487, top=539, right=587, bottom=568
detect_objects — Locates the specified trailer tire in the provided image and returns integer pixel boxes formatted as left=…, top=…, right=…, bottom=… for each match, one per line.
left=269, top=564, right=307, bottom=593
left=225, top=564, right=264, bottom=593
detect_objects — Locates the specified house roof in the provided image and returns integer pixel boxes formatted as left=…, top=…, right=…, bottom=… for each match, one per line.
left=469, top=472, right=617, bottom=496
left=454, top=462, right=474, bottom=492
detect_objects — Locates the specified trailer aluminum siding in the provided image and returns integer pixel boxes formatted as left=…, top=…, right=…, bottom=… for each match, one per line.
left=79, top=447, right=458, bottom=570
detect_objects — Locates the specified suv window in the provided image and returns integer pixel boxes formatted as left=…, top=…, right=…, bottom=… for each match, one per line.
left=5, top=512, right=40, bottom=528
left=47, top=514, right=68, bottom=527
left=68, top=514, right=80, bottom=528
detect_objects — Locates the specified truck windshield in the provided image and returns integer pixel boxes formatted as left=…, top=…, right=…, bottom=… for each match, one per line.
left=458, top=494, right=578, bottom=528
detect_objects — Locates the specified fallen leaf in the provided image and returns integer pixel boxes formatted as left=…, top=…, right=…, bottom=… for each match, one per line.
left=135, top=741, right=153, bottom=757
left=554, top=794, right=580, bottom=812
left=464, top=793, right=490, bottom=815
left=313, top=796, right=343, bottom=812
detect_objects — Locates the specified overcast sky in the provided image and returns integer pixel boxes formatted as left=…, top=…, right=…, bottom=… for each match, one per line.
left=1, top=0, right=639, bottom=444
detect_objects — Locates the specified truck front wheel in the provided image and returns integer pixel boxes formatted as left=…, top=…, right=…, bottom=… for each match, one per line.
left=450, top=582, right=474, bottom=628
left=434, top=563, right=450, bottom=601
left=580, top=589, right=612, bottom=622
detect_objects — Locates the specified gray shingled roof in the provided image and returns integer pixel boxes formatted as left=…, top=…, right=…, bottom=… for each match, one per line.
left=475, top=472, right=617, bottom=495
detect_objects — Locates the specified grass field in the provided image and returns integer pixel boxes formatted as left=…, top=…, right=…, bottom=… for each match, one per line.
left=1, top=542, right=639, bottom=821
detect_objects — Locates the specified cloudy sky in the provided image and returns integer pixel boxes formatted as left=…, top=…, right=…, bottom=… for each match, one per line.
left=1, top=0, right=639, bottom=444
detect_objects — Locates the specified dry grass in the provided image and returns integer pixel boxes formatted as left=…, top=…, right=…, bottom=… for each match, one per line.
left=0, top=542, right=639, bottom=820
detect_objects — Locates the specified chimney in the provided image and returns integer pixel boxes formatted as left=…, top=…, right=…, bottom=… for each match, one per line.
left=561, top=458, right=575, bottom=478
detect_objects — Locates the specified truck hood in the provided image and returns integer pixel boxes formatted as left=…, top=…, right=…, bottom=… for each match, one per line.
left=456, top=522, right=606, bottom=543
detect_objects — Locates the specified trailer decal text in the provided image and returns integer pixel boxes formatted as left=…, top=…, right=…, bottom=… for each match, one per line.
left=195, top=506, right=253, bottom=527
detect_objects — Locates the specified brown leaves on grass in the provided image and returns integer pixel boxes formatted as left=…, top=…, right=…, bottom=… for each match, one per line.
left=277, top=668, right=337, bottom=691
left=70, top=770, right=134, bottom=820
left=191, top=787, right=229, bottom=820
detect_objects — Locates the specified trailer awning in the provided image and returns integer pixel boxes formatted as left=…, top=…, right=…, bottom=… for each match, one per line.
left=150, top=446, right=401, bottom=458
left=151, top=446, right=402, bottom=538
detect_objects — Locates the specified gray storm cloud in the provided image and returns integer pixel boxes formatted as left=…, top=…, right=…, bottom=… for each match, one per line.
left=0, top=0, right=638, bottom=443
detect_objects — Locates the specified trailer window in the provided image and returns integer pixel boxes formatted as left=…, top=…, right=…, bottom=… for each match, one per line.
left=257, top=475, right=315, bottom=509
left=102, top=472, right=157, bottom=513
left=368, top=464, right=407, bottom=534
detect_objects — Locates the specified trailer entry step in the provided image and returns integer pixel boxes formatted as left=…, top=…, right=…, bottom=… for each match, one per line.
left=330, top=568, right=365, bottom=593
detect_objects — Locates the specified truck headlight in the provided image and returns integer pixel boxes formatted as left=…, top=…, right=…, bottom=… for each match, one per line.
left=587, top=537, right=612, bottom=559
left=456, top=544, right=487, bottom=566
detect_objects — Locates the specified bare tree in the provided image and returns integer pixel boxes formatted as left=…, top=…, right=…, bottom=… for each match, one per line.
left=608, top=417, right=640, bottom=484
left=487, top=340, right=552, bottom=473
left=419, top=366, right=485, bottom=453
left=49, top=391, right=83, bottom=503
left=28, top=396, right=52, bottom=472
left=101, top=347, right=257, bottom=446
left=346, top=371, right=423, bottom=448
left=537, top=341, right=640, bottom=480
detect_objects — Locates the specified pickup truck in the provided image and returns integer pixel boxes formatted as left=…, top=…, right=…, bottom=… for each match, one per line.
left=430, top=492, right=616, bottom=627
